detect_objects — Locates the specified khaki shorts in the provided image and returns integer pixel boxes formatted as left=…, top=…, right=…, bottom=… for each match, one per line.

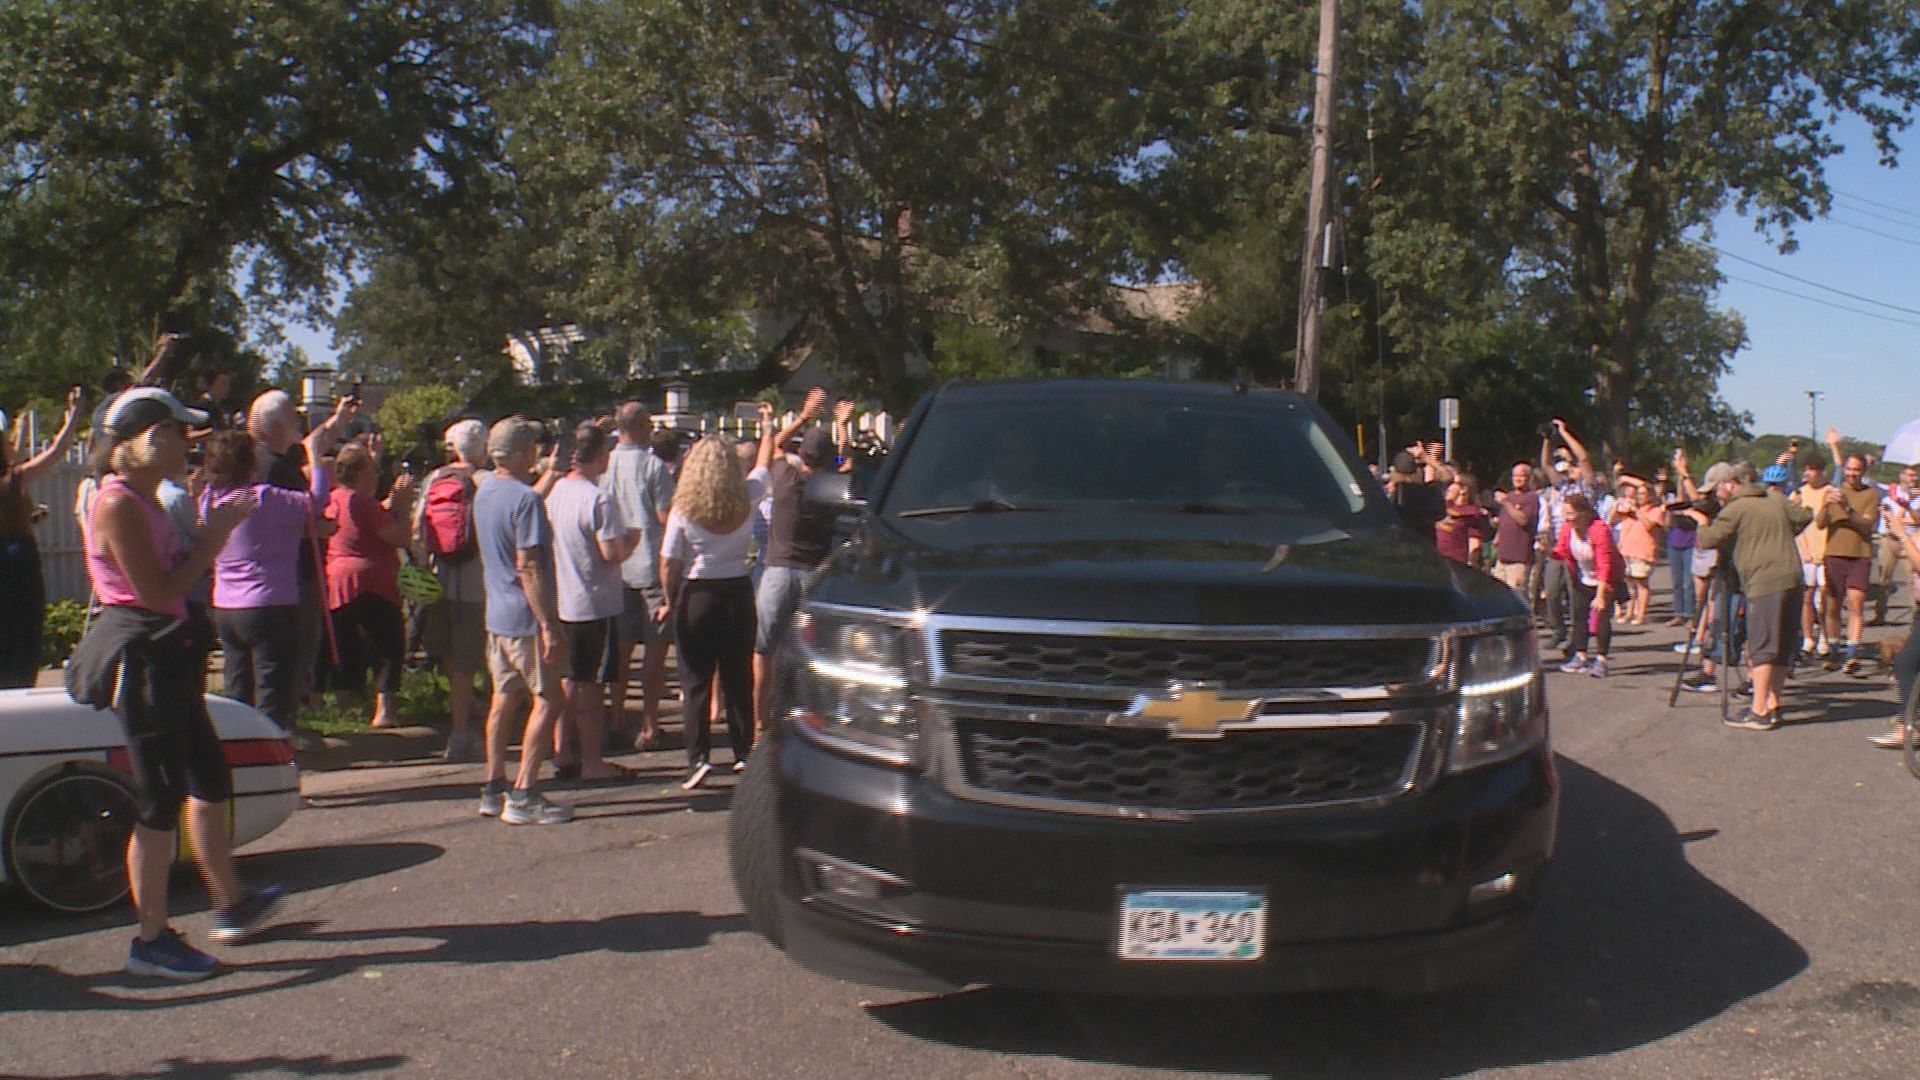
left=1492, top=561, right=1531, bottom=593
left=1625, top=558, right=1654, bottom=580
left=486, top=632, right=562, bottom=702
left=420, top=599, right=486, bottom=673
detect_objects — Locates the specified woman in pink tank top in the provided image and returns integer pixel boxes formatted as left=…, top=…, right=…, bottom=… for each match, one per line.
left=76, top=386, right=285, bottom=979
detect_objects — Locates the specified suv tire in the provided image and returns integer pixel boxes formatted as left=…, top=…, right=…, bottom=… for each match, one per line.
left=729, top=744, right=786, bottom=947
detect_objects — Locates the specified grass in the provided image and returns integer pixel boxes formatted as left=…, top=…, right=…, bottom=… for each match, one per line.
left=292, top=666, right=477, bottom=737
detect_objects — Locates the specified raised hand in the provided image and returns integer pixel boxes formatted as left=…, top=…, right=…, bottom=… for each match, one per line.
left=64, top=385, right=84, bottom=416
left=801, top=386, right=828, bottom=420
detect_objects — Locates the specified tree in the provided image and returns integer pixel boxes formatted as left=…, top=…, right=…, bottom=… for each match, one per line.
left=0, top=0, right=554, bottom=403
left=1406, top=0, right=1919, bottom=460
left=511, top=0, right=1205, bottom=412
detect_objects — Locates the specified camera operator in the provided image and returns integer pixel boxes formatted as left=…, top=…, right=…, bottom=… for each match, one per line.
left=1685, top=461, right=1813, bottom=731
left=1384, top=446, right=1447, bottom=546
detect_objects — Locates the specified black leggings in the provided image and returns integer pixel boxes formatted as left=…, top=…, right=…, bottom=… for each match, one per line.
left=675, top=577, right=755, bottom=767
left=1567, top=579, right=1614, bottom=657
left=330, top=594, right=405, bottom=696
left=0, top=536, right=45, bottom=689
left=125, top=606, right=230, bottom=831
left=215, top=604, right=300, bottom=731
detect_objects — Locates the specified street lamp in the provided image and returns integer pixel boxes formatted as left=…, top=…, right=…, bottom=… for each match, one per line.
left=1804, top=389, right=1824, bottom=441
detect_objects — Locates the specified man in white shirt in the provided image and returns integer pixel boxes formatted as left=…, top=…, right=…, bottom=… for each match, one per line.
left=546, top=424, right=641, bottom=782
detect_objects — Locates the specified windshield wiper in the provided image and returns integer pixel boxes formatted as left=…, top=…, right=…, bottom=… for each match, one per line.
left=895, top=499, right=1057, bottom=518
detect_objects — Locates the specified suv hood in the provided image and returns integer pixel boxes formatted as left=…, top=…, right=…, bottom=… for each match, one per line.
left=813, top=512, right=1522, bottom=627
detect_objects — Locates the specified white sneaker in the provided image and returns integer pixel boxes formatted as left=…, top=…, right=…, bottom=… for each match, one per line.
left=501, top=790, right=574, bottom=825
left=682, top=761, right=713, bottom=791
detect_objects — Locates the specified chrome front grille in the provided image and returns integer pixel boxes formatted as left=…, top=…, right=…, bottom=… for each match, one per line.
left=919, top=615, right=1449, bottom=816
left=954, top=717, right=1422, bottom=812
left=938, top=631, right=1439, bottom=693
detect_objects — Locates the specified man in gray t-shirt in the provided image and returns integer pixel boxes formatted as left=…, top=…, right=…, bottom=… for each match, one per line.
left=603, top=401, right=677, bottom=749
left=472, top=417, right=573, bottom=826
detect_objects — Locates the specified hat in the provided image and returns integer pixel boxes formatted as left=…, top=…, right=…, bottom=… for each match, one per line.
left=797, top=428, right=835, bottom=468
left=1701, top=461, right=1737, bottom=488
left=1390, top=450, right=1420, bottom=476
left=100, top=387, right=207, bottom=442
left=487, top=416, right=542, bottom=463
left=1762, top=463, right=1791, bottom=486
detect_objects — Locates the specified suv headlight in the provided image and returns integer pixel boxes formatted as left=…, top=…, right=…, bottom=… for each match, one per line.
left=792, top=607, right=918, bottom=766
left=1448, top=626, right=1545, bottom=772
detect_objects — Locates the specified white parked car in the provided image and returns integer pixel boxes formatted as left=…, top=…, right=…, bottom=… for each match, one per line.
left=0, top=687, right=301, bottom=914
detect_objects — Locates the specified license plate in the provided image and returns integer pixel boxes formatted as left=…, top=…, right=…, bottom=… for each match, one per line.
left=1117, top=889, right=1266, bottom=961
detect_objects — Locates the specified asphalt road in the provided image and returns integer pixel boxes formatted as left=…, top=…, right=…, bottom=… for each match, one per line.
left=3, top=615, right=1918, bottom=1079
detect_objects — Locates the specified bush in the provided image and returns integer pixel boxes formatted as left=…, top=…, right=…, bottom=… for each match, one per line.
left=41, top=599, right=89, bottom=669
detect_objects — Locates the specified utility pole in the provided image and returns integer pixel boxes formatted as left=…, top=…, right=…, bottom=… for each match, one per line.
left=1804, top=389, right=1823, bottom=441
left=1293, top=0, right=1340, bottom=399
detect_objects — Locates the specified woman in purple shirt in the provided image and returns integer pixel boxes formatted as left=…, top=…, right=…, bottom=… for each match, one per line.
left=201, top=404, right=349, bottom=734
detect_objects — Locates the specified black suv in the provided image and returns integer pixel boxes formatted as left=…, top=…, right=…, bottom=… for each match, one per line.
left=730, top=379, right=1557, bottom=995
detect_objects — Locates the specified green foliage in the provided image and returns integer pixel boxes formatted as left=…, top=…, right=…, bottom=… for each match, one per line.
left=377, top=384, right=467, bottom=453
left=39, top=599, right=89, bottom=670
left=295, top=666, right=463, bottom=735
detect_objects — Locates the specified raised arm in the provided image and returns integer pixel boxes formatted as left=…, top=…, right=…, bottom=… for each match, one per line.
left=17, top=387, right=84, bottom=481
left=1553, top=419, right=1594, bottom=485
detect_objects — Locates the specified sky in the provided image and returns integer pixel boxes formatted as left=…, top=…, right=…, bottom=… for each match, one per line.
left=1710, top=114, right=1919, bottom=446
left=284, top=118, right=1917, bottom=446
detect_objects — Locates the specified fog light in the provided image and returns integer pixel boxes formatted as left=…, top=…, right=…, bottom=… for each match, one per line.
left=799, top=849, right=910, bottom=904
left=1468, top=871, right=1517, bottom=905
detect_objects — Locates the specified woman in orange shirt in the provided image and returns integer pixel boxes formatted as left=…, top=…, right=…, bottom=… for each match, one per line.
left=1610, top=478, right=1667, bottom=626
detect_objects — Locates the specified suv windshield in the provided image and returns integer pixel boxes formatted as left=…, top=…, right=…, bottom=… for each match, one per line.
left=883, top=385, right=1380, bottom=520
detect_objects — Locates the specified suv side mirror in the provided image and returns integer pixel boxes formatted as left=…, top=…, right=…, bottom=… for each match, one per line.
left=805, top=470, right=866, bottom=512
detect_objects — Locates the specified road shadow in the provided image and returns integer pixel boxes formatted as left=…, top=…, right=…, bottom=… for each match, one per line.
left=0, top=1052, right=406, bottom=1079
left=865, top=755, right=1808, bottom=1078
left=0, top=910, right=746, bottom=1014
left=0, top=842, right=444, bottom=949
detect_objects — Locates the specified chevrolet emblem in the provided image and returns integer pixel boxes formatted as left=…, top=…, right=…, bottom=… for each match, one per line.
left=1129, top=683, right=1260, bottom=739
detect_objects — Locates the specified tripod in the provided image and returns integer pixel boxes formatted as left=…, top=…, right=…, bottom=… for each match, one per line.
left=1668, top=564, right=1744, bottom=720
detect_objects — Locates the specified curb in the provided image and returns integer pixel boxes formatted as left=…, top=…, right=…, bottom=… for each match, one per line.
left=297, top=725, right=448, bottom=771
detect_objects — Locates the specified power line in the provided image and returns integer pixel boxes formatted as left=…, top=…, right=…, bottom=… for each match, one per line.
left=1828, top=197, right=1920, bottom=233
left=1827, top=215, right=1920, bottom=250
left=1707, top=244, right=1920, bottom=318
left=1720, top=273, right=1920, bottom=329
left=1832, top=188, right=1920, bottom=222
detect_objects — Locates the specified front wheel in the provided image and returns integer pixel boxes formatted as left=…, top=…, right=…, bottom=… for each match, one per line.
left=728, top=742, right=787, bottom=948
left=4, top=766, right=139, bottom=914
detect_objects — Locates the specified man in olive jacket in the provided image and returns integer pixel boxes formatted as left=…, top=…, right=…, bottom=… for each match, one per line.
left=1690, top=461, right=1814, bottom=730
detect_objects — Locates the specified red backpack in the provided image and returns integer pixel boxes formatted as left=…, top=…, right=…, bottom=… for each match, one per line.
left=421, top=467, right=478, bottom=564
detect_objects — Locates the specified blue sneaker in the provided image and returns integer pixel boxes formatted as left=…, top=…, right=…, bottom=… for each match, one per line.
left=126, top=928, right=219, bottom=981
left=208, top=884, right=285, bottom=944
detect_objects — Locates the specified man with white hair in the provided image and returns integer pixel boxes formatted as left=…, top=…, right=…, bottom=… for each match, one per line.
left=473, top=417, right=572, bottom=825
left=412, top=418, right=490, bottom=761
left=249, top=388, right=328, bottom=751
left=604, top=400, right=677, bottom=750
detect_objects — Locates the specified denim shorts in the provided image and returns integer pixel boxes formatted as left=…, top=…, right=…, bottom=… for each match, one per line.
left=755, top=565, right=810, bottom=654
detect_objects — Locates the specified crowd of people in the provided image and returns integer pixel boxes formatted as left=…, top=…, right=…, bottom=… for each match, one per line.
left=10, top=356, right=1919, bottom=980
left=4, top=351, right=864, bottom=978
left=1385, top=418, right=1920, bottom=742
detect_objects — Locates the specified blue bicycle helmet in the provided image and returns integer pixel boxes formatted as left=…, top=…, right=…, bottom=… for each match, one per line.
left=1761, top=463, right=1791, bottom=486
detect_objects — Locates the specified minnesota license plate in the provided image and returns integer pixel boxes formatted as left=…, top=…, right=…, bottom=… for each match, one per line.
left=1117, top=889, right=1266, bottom=961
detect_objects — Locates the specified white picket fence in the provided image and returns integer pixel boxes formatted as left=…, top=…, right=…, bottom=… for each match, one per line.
left=18, top=441, right=91, bottom=605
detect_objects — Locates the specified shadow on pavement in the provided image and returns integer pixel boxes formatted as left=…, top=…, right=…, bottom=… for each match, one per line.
left=0, top=910, right=746, bottom=1014
left=865, top=756, right=1809, bottom=1078
left=0, top=842, right=444, bottom=949
left=6, top=1052, right=406, bottom=1079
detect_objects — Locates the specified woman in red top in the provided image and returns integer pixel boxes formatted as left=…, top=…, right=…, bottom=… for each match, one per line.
left=1434, top=473, right=1490, bottom=566
left=324, top=442, right=417, bottom=727
left=1552, top=492, right=1624, bottom=677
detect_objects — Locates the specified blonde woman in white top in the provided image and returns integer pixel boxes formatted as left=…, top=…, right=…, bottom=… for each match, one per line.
left=659, top=423, right=777, bottom=789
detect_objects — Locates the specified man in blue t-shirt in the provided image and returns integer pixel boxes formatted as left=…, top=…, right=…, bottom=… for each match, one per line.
left=473, top=417, right=573, bottom=826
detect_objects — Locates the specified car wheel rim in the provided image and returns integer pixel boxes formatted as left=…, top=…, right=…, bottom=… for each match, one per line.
left=9, top=773, right=137, bottom=913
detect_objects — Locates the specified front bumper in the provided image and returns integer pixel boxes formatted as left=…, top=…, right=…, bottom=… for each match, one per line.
left=771, top=728, right=1558, bottom=995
